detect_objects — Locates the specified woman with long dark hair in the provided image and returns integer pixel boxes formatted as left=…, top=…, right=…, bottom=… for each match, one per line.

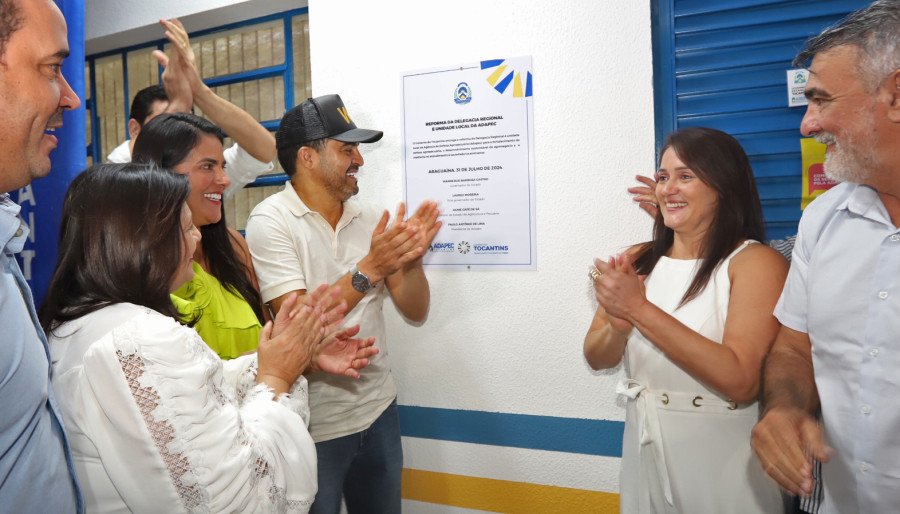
left=583, top=127, right=788, bottom=512
left=41, top=163, right=359, bottom=511
left=131, top=112, right=266, bottom=359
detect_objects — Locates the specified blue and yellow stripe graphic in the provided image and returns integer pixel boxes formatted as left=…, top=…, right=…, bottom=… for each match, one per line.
left=399, top=406, right=624, bottom=512
left=481, top=59, right=533, bottom=98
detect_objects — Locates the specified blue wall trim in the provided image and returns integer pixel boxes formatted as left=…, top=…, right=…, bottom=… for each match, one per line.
left=652, top=0, right=868, bottom=240
left=398, top=405, right=625, bottom=458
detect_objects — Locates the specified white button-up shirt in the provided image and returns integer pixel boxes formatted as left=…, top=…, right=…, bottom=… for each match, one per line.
left=776, top=182, right=900, bottom=514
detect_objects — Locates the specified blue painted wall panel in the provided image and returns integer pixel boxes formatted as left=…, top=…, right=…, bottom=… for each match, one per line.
left=677, top=1, right=862, bottom=30
left=678, top=62, right=796, bottom=94
left=12, top=0, right=86, bottom=306
left=654, top=0, right=869, bottom=238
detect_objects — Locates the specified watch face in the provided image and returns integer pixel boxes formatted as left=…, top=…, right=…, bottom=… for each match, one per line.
left=352, top=271, right=371, bottom=293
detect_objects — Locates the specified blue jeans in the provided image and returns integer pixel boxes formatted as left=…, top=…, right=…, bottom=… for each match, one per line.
left=310, top=400, right=403, bottom=514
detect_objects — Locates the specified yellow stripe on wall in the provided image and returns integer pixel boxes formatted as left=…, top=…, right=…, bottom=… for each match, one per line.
left=402, top=468, right=619, bottom=513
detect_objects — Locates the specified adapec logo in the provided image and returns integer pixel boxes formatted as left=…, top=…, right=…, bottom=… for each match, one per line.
left=429, top=242, right=455, bottom=253
left=454, top=82, right=472, bottom=104
left=457, top=241, right=471, bottom=254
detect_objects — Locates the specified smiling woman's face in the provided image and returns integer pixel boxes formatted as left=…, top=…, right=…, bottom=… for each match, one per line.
left=173, top=134, right=231, bottom=227
left=655, top=148, right=719, bottom=238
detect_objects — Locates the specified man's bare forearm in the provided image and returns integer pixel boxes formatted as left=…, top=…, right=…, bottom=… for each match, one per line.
left=760, top=326, right=819, bottom=415
left=193, top=85, right=276, bottom=163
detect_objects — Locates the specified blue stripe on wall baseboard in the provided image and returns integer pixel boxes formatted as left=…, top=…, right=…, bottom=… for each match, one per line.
left=398, top=406, right=624, bottom=458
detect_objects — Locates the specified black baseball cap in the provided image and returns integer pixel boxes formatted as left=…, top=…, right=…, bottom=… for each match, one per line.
left=276, top=94, right=383, bottom=149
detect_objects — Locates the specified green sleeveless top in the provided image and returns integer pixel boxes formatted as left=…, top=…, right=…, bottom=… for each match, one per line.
left=171, top=261, right=261, bottom=359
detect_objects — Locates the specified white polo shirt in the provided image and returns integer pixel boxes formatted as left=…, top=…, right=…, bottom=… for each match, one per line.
left=775, top=182, right=900, bottom=514
left=245, top=183, right=396, bottom=442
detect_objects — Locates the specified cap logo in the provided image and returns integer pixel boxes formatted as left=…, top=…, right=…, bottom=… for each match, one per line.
left=337, top=107, right=352, bottom=125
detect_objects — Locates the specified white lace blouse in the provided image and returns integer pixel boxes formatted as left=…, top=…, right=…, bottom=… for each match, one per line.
left=49, top=303, right=316, bottom=513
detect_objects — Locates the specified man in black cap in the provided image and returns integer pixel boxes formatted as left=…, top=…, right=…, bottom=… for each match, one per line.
left=245, top=94, right=441, bottom=513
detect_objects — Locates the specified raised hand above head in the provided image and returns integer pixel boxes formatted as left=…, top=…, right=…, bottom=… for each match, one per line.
left=152, top=38, right=192, bottom=113
left=158, top=19, right=203, bottom=92
left=154, top=18, right=276, bottom=165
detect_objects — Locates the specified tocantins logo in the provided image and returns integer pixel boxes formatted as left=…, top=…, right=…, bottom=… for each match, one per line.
left=454, top=82, right=472, bottom=104
left=457, top=241, right=471, bottom=254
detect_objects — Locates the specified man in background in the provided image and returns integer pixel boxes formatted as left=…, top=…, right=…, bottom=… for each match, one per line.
left=107, top=19, right=274, bottom=196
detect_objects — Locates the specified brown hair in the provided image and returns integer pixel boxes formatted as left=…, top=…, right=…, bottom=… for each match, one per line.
left=0, top=0, right=23, bottom=59
left=634, top=127, right=765, bottom=307
left=133, top=112, right=264, bottom=323
left=40, top=163, right=191, bottom=333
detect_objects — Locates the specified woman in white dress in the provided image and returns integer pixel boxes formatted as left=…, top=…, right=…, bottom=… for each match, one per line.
left=583, top=127, right=788, bottom=513
left=40, top=163, right=373, bottom=513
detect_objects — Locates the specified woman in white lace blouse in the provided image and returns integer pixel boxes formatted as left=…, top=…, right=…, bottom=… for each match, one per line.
left=40, top=164, right=374, bottom=513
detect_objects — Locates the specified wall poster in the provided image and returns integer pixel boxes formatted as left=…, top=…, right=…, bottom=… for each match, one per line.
left=402, top=56, right=536, bottom=270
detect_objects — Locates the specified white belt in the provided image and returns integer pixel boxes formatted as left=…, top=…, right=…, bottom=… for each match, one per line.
left=617, top=378, right=674, bottom=506
left=617, top=378, right=744, bottom=508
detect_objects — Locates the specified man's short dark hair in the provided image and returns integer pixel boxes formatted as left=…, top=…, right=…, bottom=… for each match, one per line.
left=277, top=137, right=326, bottom=178
left=130, top=84, right=169, bottom=125
left=0, top=0, right=24, bottom=59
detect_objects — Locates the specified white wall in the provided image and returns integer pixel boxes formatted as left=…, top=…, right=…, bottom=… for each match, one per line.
left=85, top=0, right=657, bottom=508
left=309, top=0, right=655, bottom=508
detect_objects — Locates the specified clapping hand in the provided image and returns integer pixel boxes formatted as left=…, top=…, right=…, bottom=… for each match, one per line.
left=591, top=253, right=647, bottom=331
left=359, top=203, right=424, bottom=283
left=309, top=325, right=379, bottom=379
left=402, top=200, right=442, bottom=267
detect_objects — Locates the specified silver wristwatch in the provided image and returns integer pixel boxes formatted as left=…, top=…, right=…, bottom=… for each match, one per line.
left=350, top=266, right=374, bottom=293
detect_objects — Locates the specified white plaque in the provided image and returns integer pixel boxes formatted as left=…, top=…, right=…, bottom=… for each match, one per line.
left=402, top=56, right=536, bottom=270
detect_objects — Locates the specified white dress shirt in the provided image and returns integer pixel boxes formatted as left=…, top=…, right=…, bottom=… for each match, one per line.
left=776, top=182, right=900, bottom=514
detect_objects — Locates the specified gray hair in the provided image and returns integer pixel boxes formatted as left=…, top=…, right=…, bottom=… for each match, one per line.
left=793, top=0, right=900, bottom=90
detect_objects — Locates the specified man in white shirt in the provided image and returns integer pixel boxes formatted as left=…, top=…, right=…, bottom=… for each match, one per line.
left=751, top=2, right=900, bottom=513
left=107, top=19, right=273, bottom=196
left=245, top=94, right=441, bottom=513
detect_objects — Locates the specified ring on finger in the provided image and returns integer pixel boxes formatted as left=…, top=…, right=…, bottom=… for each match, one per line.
left=589, top=267, right=602, bottom=281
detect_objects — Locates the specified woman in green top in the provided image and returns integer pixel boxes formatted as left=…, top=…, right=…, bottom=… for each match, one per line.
left=133, top=113, right=265, bottom=358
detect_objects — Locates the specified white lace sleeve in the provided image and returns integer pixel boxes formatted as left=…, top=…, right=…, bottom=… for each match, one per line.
left=224, top=354, right=312, bottom=427
left=80, top=311, right=316, bottom=513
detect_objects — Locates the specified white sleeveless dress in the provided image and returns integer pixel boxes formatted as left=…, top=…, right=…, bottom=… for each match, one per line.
left=618, top=241, right=782, bottom=513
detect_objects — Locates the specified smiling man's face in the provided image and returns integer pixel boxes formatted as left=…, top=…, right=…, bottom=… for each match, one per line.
left=800, top=45, right=884, bottom=184
left=0, top=0, right=81, bottom=193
